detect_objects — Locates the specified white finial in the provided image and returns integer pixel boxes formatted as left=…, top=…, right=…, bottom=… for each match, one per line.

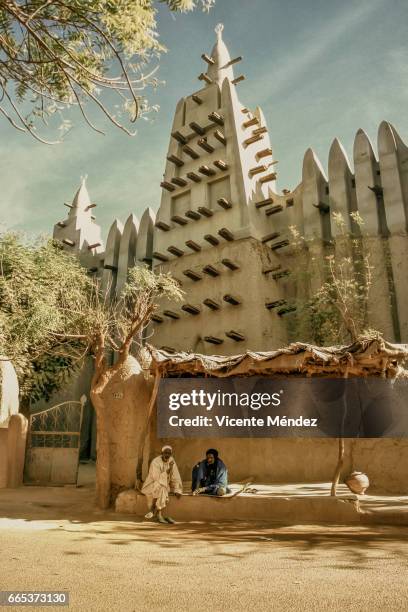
left=80, top=174, right=88, bottom=185
left=215, top=23, right=224, bottom=39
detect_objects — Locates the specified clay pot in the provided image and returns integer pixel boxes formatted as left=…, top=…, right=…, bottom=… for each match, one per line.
left=345, top=471, right=370, bottom=495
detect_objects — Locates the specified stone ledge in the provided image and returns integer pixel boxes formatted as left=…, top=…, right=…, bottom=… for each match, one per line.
left=115, top=489, right=361, bottom=524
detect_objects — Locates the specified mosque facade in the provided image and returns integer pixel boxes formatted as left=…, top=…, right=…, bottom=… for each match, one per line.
left=53, top=25, right=408, bottom=355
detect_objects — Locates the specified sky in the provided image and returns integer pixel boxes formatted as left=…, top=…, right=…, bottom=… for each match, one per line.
left=1, top=0, right=407, bottom=240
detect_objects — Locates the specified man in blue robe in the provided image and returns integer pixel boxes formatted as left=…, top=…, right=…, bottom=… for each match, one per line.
left=191, top=448, right=230, bottom=496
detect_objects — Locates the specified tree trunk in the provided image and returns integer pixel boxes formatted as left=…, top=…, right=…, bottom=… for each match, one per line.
left=135, top=371, right=160, bottom=488
left=331, top=374, right=348, bottom=496
left=331, top=437, right=345, bottom=496
left=90, top=390, right=112, bottom=509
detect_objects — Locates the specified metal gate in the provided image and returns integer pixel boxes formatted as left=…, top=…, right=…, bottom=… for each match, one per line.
left=24, top=398, right=85, bottom=485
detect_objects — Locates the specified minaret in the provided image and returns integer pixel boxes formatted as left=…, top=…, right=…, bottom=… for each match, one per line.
left=53, top=176, right=104, bottom=269
left=151, top=25, right=288, bottom=355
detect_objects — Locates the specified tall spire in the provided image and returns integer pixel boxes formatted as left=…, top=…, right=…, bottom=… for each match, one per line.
left=70, top=175, right=90, bottom=213
left=206, top=24, right=235, bottom=88
left=53, top=176, right=103, bottom=257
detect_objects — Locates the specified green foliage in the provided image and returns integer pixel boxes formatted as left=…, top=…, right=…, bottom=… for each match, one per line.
left=0, top=232, right=183, bottom=402
left=0, top=232, right=92, bottom=401
left=0, top=0, right=214, bottom=142
left=288, top=212, right=375, bottom=345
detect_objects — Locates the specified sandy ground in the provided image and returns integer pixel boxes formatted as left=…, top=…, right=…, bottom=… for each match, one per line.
left=1, top=482, right=408, bottom=612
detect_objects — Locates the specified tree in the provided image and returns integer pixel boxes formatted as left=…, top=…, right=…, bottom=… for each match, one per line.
left=0, top=232, right=93, bottom=410
left=0, top=0, right=214, bottom=143
left=286, top=213, right=379, bottom=496
left=288, top=211, right=374, bottom=346
left=0, top=231, right=183, bottom=507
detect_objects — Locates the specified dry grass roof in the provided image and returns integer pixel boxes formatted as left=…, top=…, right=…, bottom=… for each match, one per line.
left=147, top=337, right=408, bottom=378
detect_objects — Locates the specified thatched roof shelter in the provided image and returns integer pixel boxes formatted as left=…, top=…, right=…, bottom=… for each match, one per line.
left=144, top=337, right=408, bottom=497
left=147, top=337, right=408, bottom=379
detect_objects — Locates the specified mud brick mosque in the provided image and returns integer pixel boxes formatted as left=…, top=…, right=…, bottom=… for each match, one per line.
left=53, top=24, right=408, bottom=355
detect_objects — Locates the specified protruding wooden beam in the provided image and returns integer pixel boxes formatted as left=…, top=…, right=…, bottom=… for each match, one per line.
left=182, top=304, right=201, bottom=315
left=204, top=234, right=219, bottom=245
left=171, top=215, right=188, bottom=226
left=313, top=201, right=330, bottom=213
left=226, top=56, right=242, bottom=67
left=259, top=172, right=277, bottom=184
left=192, top=94, right=203, bottom=105
left=199, top=73, right=213, bottom=84
left=214, top=130, right=226, bottom=145
left=208, top=111, right=224, bottom=126
left=277, top=305, right=297, bottom=316
left=153, top=251, right=169, bottom=262
left=189, top=121, right=206, bottom=136
left=199, top=165, right=216, bottom=176
left=198, top=139, right=214, bottom=154
left=161, top=181, right=176, bottom=192
left=167, top=154, right=184, bottom=167
left=256, top=148, right=272, bottom=161
left=64, top=203, right=73, bottom=209
left=161, top=345, right=176, bottom=353
left=217, top=197, right=232, bottom=210
left=167, top=245, right=184, bottom=257
left=183, top=269, right=202, bottom=281
left=185, top=210, right=201, bottom=221
left=152, top=314, right=164, bottom=323
left=185, top=240, right=201, bottom=252
left=187, top=172, right=202, bottom=183
left=218, top=228, right=234, bottom=241
left=183, top=145, right=199, bottom=160
left=265, top=205, right=284, bottom=216
left=255, top=197, right=274, bottom=209
left=198, top=207, right=213, bottom=217
left=223, top=294, right=241, bottom=305
left=243, top=117, right=259, bottom=129
left=214, top=160, right=228, bottom=171
left=155, top=221, right=171, bottom=231
left=265, top=299, right=286, bottom=310
left=171, top=177, right=188, bottom=188
left=272, top=269, right=290, bottom=280
left=226, top=330, right=245, bottom=341
left=203, top=265, right=219, bottom=277
left=241, top=107, right=250, bottom=113
left=262, top=232, right=280, bottom=243
left=89, top=267, right=98, bottom=273
left=57, top=221, right=66, bottom=228
left=163, top=310, right=180, bottom=320
left=85, top=203, right=97, bottom=211
left=253, top=126, right=268, bottom=136
left=221, top=259, right=239, bottom=271
left=270, top=239, right=290, bottom=250
left=203, top=298, right=220, bottom=310
left=88, top=242, right=101, bottom=250
left=204, top=336, right=223, bottom=345
left=62, top=238, right=75, bottom=246
left=244, top=134, right=263, bottom=146
left=286, top=198, right=294, bottom=207
left=171, top=131, right=187, bottom=145
left=201, top=53, right=215, bottom=65
left=249, top=164, right=269, bottom=177
left=282, top=188, right=291, bottom=195
left=104, top=264, right=117, bottom=271
left=232, top=75, right=245, bottom=85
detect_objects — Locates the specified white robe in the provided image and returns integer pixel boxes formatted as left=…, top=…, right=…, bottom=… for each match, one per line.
left=141, top=456, right=183, bottom=510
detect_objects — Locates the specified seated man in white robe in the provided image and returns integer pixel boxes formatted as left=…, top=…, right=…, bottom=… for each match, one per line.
left=141, top=445, right=183, bottom=524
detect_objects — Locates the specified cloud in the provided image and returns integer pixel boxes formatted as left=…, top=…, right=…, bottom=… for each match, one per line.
left=254, top=0, right=386, bottom=100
